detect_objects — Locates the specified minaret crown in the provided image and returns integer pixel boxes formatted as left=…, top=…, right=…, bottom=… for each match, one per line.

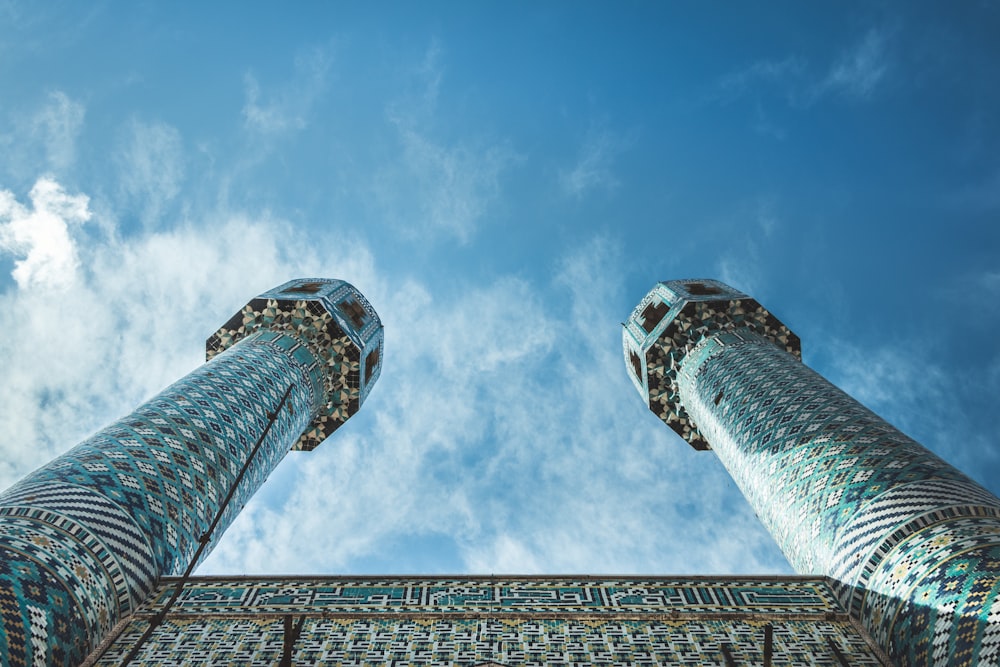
left=207, top=278, right=384, bottom=450
left=622, top=279, right=799, bottom=449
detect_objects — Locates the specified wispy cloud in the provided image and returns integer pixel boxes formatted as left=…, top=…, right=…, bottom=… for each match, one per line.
left=242, top=46, right=331, bottom=135
left=714, top=197, right=782, bottom=297
left=115, top=119, right=184, bottom=228
left=559, top=125, right=632, bottom=199
left=825, top=341, right=945, bottom=414
left=31, top=91, right=85, bottom=172
left=380, top=127, right=515, bottom=243
left=945, top=169, right=1000, bottom=211
left=0, top=91, right=86, bottom=181
left=714, top=27, right=892, bottom=114
left=375, top=42, right=519, bottom=244
left=812, top=28, right=890, bottom=101
left=716, top=56, right=807, bottom=104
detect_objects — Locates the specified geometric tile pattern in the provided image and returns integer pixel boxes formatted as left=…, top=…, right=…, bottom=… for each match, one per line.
left=622, top=279, right=800, bottom=450
left=207, top=278, right=384, bottom=451
left=135, top=576, right=849, bottom=615
left=623, top=280, right=1000, bottom=666
left=0, top=278, right=384, bottom=666
left=89, top=576, right=886, bottom=665
left=862, top=520, right=1000, bottom=666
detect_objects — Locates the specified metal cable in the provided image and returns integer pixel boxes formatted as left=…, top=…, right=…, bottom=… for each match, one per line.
left=118, top=384, right=294, bottom=666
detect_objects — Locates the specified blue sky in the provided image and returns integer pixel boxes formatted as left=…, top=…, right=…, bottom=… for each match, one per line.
left=0, top=2, right=998, bottom=577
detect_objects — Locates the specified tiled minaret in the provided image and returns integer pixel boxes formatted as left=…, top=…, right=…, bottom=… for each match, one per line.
left=624, top=279, right=1000, bottom=666
left=0, top=279, right=382, bottom=666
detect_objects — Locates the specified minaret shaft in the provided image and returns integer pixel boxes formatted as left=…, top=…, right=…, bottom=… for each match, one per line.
left=626, top=279, right=1000, bottom=666
left=0, top=278, right=383, bottom=666
left=678, top=329, right=1000, bottom=662
left=677, top=329, right=990, bottom=578
left=0, top=331, right=316, bottom=663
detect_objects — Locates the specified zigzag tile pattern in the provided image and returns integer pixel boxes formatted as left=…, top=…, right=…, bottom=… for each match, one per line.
left=863, top=519, right=1000, bottom=665
left=0, top=548, right=84, bottom=666
left=0, top=483, right=157, bottom=611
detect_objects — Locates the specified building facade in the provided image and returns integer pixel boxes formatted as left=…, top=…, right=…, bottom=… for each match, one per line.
left=623, top=279, right=1000, bottom=666
left=91, top=575, right=883, bottom=665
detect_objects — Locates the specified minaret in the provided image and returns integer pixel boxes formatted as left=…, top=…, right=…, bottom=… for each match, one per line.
left=0, top=278, right=382, bottom=666
left=624, top=279, right=1000, bottom=666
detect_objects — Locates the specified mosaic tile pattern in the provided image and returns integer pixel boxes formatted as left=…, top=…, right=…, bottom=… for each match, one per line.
left=91, top=576, right=885, bottom=665
left=625, top=279, right=1000, bottom=666
left=862, top=519, right=1000, bottom=665
left=0, top=279, right=383, bottom=666
left=207, top=278, right=384, bottom=451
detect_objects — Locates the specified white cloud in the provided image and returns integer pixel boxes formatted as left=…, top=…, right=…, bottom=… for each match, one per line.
left=116, top=119, right=184, bottom=228
left=465, top=534, right=542, bottom=574
left=0, top=91, right=86, bottom=181
left=0, top=177, right=90, bottom=290
left=559, top=126, right=630, bottom=199
left=824, top=341, right=945, bottom=414
left=243, top=74, right=297, bottom=134
left=0, top=177, right=788, bottom=580
left=201, top=235, right=789, bottom=576
left=380, top=127, right=515, bottom=243
left=0, top=176, right=377, bottom=491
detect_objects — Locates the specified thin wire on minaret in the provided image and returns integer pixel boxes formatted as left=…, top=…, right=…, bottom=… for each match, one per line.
left=117, top=384, right=295, bottom=667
